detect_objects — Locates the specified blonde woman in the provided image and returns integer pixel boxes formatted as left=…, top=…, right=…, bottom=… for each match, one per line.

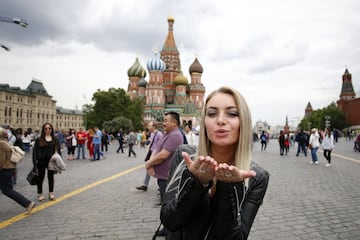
left=160, top=86, right=269, bottom=239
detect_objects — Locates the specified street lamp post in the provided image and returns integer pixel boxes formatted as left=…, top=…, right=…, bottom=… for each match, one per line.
left=325, top=115, right=331, bottom=128
left=1, top=16, right=28, bottom=51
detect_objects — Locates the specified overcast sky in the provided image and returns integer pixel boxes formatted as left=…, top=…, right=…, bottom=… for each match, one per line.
left=1, top=0, right=359, bottom=127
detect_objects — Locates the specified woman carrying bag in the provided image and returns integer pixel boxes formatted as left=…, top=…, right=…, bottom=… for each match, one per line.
left=32, top=122, right=61, bottom=202
left=0, top=127, right=35, bottom=215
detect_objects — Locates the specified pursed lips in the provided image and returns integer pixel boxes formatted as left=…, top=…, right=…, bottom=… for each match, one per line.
left=214, top=129, right=228, bottom=136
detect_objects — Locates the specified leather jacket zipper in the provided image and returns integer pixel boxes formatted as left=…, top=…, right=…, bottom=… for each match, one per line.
left=234, top=182, right=246, bottom=225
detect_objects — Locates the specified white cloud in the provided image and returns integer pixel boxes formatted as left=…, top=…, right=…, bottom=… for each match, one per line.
left=1, top=0, right=359, bottom=126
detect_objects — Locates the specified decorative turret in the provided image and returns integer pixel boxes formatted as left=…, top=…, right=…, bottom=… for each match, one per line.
left=188, top=56, right=205, bottom=111
left=147, top=51, right=166, bottom=72
left=173, top=71, right=188, bottom=85
left=127, top=57, right=146, bottom=78
left=189, top=57, right=203, bottom=74
left=127, top=57, right=146, bottom=98
left=339, top=68, right=356, bottom=100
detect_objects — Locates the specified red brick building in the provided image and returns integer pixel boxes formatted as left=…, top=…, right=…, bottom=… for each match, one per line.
left=337, top=68, right=360, bottom=126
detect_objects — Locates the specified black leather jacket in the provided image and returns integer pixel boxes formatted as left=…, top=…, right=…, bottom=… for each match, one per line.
left=161, top=159, right=269, bottom=240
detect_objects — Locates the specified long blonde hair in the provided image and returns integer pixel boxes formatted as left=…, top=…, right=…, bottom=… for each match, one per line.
left=197, top=86, right=252, bottom=172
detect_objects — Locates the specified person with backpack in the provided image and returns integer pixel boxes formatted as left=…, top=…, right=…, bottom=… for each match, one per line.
left=260, top=131, right=267, bottom=151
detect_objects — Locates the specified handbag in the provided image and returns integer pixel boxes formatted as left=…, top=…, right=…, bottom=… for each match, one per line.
left=26, top=168, right=38, bottom=185
left=144, top=132, right=157, bottom=162
left=144, top=149, right=152, bottom=162
left=10, top=146, right=25, bottom=163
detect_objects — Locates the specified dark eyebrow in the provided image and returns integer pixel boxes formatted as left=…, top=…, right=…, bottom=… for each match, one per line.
left=206, top=106, right=237, bottom=110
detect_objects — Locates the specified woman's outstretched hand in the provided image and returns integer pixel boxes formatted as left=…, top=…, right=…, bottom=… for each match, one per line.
left=182, top=152, right=256, bottom=184
left=183, top=152, right=216, bottom=185
left=215, top=163, right=256, bottom=183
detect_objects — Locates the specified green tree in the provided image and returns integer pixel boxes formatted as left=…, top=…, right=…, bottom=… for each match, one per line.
left=299, top=102, right=350, bottom=130
left=102, top=116, right=133, bottom=133
left=85, top=88, right=144, bottom=132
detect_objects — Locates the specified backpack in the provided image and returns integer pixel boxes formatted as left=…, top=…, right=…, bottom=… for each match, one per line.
left=261, top=135, right=266, bottom=142
left=299, top=133, right=307, bottom=143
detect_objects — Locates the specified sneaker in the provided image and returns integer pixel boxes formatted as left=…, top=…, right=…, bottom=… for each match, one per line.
left=25, top=202, right=36, bottom=215
left=135, top=186, right=147, bottom=191
left=315, top=161, right=319, bottom=164
left=326, top=163, right=331, bottom=167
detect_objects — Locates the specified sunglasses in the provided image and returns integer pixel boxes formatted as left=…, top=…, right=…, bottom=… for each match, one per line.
left=44, top=127, right=52, bottom=130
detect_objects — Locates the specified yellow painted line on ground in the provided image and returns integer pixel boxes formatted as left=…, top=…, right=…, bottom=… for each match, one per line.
left=0, top=164, right=144, bottom=230
left=332, top=152, right=360, bottom=163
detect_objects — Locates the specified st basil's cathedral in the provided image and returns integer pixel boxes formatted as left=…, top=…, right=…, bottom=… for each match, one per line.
left=126, top=16, right=205, bottom=129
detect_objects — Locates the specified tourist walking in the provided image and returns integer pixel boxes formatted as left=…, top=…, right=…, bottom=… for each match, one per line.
left=87, top=128, right=95, bottom=159
left=32, top=122, right=61, bottom=201
left=308, top=128, right=320, bottom=164
left=92, top=127, right=102, bottom=161
left=0, top=127, right=35, bottom=215
left=116, top=128, right=124, bottom=154
left=127, top=130, right=137, bottom=157
left=322, top=127, right=334, bottom=167
left=66, top=129, right=77, bottom=160
left=278, top=130, right=286, bottom=156
left=295, top=129, right=307, bottom=157
left=76, top=127, right=87, bottom=159
left=135, top=121, right=163, bottom=191
left=184, top=124, right=196, bottom=146
left=260, top=130, right=267, bottom=151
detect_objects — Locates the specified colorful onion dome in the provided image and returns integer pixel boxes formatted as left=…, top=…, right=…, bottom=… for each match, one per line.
left=173, top=71, right=188, bottom=85
left=127, top=57, right=146, bottom=78
left=189, top=57, right=203, bottom=74
left=147, top=52, right=166, bottom=72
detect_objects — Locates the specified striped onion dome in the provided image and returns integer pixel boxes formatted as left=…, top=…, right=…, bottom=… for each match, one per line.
left=147, top=52, right=166, bottom=72
left=189, top=57, right=203, bottom=74
left=173, top=71, right=188, bottom=85
left=127, top=57, right=147, bottom=78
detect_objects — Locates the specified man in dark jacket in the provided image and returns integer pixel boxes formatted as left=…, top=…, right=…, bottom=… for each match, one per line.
left=295, top=129, right=307, bottom=157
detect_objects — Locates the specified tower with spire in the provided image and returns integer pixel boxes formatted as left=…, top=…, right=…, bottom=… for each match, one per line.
left=304, top=102, right=313, bottom=117
left=284, top=115, right=290, bottom=133
left=126, top=16, right=205, bottom=128
left=339, top=68, right=356, bottom=100
left=337, top=68, right=360, bottom=126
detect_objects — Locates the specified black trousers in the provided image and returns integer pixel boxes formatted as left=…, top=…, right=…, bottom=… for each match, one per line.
left=323, top=149, right=332, bottom=163
left=37, top=158, right=55, bottom=194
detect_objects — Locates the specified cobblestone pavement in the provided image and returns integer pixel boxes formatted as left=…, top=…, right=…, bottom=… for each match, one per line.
left=1, top=138, right=359, bottom=240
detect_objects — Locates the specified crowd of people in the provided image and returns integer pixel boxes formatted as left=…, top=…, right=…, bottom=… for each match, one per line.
left=259, top=126, right=360, bottom=167
left=2, top=86, right=273, bottom=239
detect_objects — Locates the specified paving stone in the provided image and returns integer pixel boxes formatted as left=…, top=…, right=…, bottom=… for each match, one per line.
left=1, top=139, right=359, bottom=239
